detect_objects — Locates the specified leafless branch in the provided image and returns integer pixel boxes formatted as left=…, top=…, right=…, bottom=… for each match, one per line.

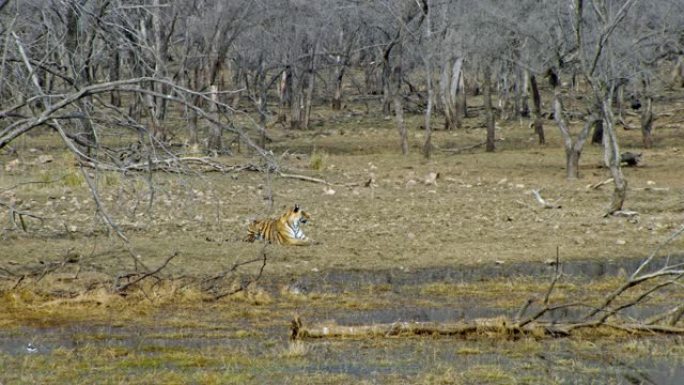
left=114, top=252, right=179, bottom=295
left=202, top=244, right=269, bottom=300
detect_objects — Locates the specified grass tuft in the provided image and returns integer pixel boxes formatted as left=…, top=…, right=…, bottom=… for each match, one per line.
left=309, top=150, right=327, bottom=171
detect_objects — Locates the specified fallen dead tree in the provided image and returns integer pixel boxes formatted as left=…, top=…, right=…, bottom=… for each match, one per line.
left=292, top=226, right=684, bottom=341
left=81, top=154, right=361, bottom=187
left=290, top=316, right=684, bottom=341
left=291, top=316, right=572, bottom=340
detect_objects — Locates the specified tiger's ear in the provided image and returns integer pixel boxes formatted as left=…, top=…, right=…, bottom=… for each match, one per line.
left=293, top=204, right=300, bottom=213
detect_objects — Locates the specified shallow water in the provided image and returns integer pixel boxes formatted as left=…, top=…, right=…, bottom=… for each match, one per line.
left=1, top=255, right=683, bottom=384
left=2, top=326, right=682, bottom=384
left=282, top=254, right=684, bottom=294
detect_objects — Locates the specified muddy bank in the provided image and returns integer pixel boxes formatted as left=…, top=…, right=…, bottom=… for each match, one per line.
left=277, top=254, right=684, bottom=294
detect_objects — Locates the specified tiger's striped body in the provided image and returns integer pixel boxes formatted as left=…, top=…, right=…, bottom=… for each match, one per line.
left=245, top=205, right=312, bottom=246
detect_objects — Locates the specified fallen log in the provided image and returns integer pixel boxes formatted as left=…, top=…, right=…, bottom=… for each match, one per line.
left=290, top=316, right=570, bottom=340
left=290, top=316, right=684, bottom=340
left=442, top=138, right=503, bottom=155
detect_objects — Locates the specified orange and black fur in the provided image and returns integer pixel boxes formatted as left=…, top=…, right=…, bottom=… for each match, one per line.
left=245, top=204, right=312, bottom=246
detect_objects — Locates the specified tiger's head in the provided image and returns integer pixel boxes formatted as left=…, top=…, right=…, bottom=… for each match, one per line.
left=283, top=204, right=310, bottom=227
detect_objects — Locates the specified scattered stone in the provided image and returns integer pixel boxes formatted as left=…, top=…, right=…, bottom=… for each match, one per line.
left=36, top=155, right=54, bottom=164
left=4, top=159, right=20, bottom=172
left=424, top=172, right=439, bottom=186
left=616, top=239, right=626, bottom=245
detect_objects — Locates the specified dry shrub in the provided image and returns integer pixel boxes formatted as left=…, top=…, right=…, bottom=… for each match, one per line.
left=309, top=150, right=327, bottom=171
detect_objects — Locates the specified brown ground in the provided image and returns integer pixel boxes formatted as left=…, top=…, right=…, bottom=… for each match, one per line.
left=1, top=94, right=683, bottom=287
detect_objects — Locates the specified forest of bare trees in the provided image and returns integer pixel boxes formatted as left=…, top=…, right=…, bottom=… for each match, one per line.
left=0, top=0, right=682, bottom=256
left=1, top=0, right=682, bottom=163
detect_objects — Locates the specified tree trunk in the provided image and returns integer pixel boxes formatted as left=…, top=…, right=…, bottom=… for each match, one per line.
left=278, top=68, right=291, bottom=124
left=591, top=119, right=603, bottom=145
left=64, top=5, right=97, bottom=154
left=484, top=65, right=496, bottom=152
left=529, top=73, right=544, bottom=145
left=498, top=71, right=510, bottom=121
left=552, top=71, right=595, bottom=180
left=382, top=51, right=392, bottom=118
left=641, top=96, right=653, bottom=148
left=331, top=68, right=343, bottom=110
left=440, top=57, right=463, bottom=130
left=673, top=56, right=684, bottom=87
left=459, top=72, right=467, bottom=119
left=331, top=30, right=350, bottom=111
left=231, top=65, right=243, bottom=109
left=207, top=85, right=222, bottom=154
left=422, top=0, right=433, bottom=159
left=601, top=97, right=627, bottom=214
left=519, top=69, right=530, bottom=118
left=439, top=61, right=453, bottom=130
left=290, top=69, right=302, bottom=129
left=143, top=91, right=164, bottom=141
left=290, top=91, right=302, bottom=129
left=364, top=57, right=381, bottom=95
left=302, top=40, right=319, bottom=130
left=566, top=150, right=581, bottom=180
left=109, top=49, right=121, bottom=107
left=614, top=82, right=626, bottom=129
left=392, top=64, right=408, bottom=156
left=188, top=107, right=199, bottom=146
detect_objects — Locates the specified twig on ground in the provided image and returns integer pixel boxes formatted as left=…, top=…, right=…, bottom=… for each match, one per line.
left=530, top=189, right=562, bottom=209
left=442, top=138, right=504, bottom=154
left=588, top=178, right=614, bottom=190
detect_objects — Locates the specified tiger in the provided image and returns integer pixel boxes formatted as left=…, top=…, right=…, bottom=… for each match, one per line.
left=244, top=204, right=313, bottom=246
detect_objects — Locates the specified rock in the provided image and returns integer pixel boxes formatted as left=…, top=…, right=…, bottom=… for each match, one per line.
left=424, top=172, right=439, bottom=186
left=36, top=155, right=54, bottom=164
left=4, top=159, right=20, bottom=172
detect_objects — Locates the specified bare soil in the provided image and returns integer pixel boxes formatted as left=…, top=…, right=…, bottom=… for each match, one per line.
left=2, top=104, right=683, bottom=280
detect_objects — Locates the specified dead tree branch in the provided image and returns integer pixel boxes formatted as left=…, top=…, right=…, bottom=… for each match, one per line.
left=0, top=199, right=45, bottom=232
left=201, top=245, right=269, bottom=300
left=442, top=138, right=503, bottom=154
left=114, top=252, right=179, bottom=295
